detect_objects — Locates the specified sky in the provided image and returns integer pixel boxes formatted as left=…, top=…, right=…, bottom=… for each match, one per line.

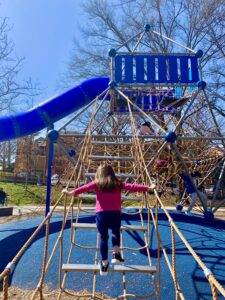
left=0, top=0, right=84, bottom=107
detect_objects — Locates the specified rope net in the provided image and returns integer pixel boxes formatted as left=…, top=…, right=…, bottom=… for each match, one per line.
left=1, top=85, right=225, bottom=300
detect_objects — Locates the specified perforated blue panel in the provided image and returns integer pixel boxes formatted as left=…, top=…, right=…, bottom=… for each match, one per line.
left=113, top=90, right=174, bottom=113
left=114, top=54, right=200, bottom=84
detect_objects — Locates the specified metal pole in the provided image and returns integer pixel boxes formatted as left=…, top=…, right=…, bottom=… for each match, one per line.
left=172, top=143, right=208, bottom=212
left=45, top=129, right=59, bottom=216
left=59, top=133, right=225, bottom=140
left=203, top=89, right=225, bottom=150
left=212, top=198, right=225, bottom=214
left=132, top=31, right=145, bottom=52
left=173, top=89, right=200, bottom=132
left=152, top=30, right=195, bottom=53
left=58, top=88, right=109, bottom=132
left=210, top=160, right=225, bottom=207
left=56, top=139, right=76, bottom=166
left=115, top=30, right=144, bottom=52
left=45, top=138, right=54, bottom=216
left=206, top=87, right=225, bottom=102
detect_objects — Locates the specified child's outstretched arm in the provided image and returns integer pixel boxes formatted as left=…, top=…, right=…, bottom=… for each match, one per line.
left=122, top=182, right=156, bottom=193
left=62, top=181, right=96, bottom=196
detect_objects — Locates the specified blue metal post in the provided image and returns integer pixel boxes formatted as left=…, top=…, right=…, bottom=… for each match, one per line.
left=45, top=129, right=59, bottom=216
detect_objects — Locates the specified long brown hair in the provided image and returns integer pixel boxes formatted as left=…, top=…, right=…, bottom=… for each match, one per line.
left=95, top=165, right=122, bottom=192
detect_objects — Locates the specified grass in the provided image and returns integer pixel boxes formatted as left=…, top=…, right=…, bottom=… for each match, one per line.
left=0, top=182, right=97, bottom=206
left=0, top=181, right=166, bottom=207
left=1, top=181, right=223, bottom=211
left=0, top=181, right=60, bottom=206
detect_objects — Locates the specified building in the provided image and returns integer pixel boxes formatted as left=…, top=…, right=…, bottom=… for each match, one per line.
left=14, top=132, right=79, bottom=181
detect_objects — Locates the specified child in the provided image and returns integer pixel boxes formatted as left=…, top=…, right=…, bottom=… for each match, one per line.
left=138, top=121, right=153, bottom=136
left=62, top=165, right=156, bottom=276
left=153, top=157, right=172, bottom=174
left=0, top=187, right=7, bottom=206
left=180, top=171, right=207, bottom=216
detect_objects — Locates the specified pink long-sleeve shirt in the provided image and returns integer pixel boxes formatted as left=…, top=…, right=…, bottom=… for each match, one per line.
left=73, top=181, right=149, bottom=212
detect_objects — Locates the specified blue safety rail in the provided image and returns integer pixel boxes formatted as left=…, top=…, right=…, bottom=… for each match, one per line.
left=114, top=54, right=200, bottom=84
left=113, top=90, right=175, bottom=113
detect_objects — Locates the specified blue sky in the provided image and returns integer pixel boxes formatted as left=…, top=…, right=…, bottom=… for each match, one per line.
left=0, top=0, right=84, bottom=106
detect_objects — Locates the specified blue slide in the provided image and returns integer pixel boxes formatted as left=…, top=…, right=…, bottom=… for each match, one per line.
left=0, top=77, right=109, bottom=142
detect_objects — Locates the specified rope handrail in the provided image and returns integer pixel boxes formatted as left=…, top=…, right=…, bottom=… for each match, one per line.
left=154, top=193, right=225, bottom=298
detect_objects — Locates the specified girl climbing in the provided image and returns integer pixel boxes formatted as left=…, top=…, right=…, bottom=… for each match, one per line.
left=62, top=164, right=156, bottom=275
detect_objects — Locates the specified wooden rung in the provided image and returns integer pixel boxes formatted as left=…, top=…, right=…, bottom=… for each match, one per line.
left=72, top=223, right=147, bottom=231
left=77, top=194, right=142, bottom=201
left=85, top=173, right=137, bottom=178
left=62, top=263, right=156, bottom=273
left=88, top=155, right=134, bottom=161
left=92, top=141, right=131, bottom=145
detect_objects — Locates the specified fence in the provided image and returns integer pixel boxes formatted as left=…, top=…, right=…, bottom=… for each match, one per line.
left=0, top=172, right=47, bottom=185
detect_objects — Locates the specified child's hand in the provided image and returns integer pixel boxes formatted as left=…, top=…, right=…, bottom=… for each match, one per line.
left=149, top=184, right=156, bottom=190
left=62, top=189, right=75, bottom=196
left=62, top=188, right=69, bottom=195
left=148, top=184, right=156, bottom=194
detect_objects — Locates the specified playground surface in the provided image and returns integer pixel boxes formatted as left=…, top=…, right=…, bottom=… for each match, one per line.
left=0, top=209, right=225, bottom=299
left=1, top=205, right=225, bottom=224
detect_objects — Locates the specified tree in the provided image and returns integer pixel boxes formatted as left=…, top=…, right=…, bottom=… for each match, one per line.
left=63, top=0, right=225, bottom=127
left=0, top=17, right=37, bottom=114
left=0, top=17, right=37, bottom=170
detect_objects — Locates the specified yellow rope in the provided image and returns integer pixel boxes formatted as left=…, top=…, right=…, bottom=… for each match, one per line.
left=32, top=216, right=50, bottom=300
left=210, top=282, right=219, bottom=300
left=171, top=226, right=180, bottom=300
left=155, top=194, right=225, bottom=298
left=2, top=88, right=225, bottom=300
left=3, top=271, right=9, bottom=300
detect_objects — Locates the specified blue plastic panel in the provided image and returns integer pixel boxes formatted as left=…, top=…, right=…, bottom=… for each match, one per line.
left=167, top=56, right=178, bottom=83
left=125, top=56, right=133, bottom=82
left=180, top=56, right=189, bottom=83
left=113, top=90, right=175, bottom=113
left=158, top=56, right=167, bottom=83
left=147, top=57, right=155, bottom=82
left=151, top=95, right=158, bottom=110
left=114, top=54, right=200, bottom=84
left=115, top=57, right=122, bottom=82
left=190, top=56, right=199, bottom=82
left=136, top=56, right=145, bottom=82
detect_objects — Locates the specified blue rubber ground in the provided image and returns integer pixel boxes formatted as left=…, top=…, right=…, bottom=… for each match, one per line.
left=0, top=210, right=225, bottom=299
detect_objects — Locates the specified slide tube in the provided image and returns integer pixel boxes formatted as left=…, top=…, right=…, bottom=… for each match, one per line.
left=0, top=77, right=109, bottom=142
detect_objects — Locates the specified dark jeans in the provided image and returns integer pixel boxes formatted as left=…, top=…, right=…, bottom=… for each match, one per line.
left=96, top=211, right=121, bottom=261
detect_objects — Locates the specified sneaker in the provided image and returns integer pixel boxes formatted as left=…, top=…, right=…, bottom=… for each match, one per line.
left=185, top=211, right=193, bottom=216
left=111, top=252, right=124, bottom=264
left=99, top=261, right=109, bottom=276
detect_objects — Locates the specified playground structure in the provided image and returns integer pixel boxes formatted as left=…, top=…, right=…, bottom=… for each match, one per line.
left=0, top=24, right=225, bottom=299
